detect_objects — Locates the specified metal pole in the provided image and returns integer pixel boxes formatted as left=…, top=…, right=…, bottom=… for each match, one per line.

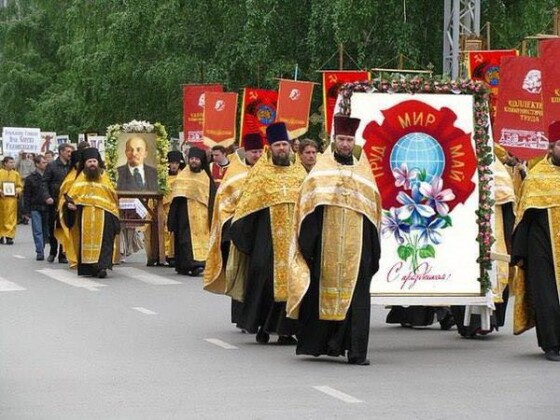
left=452, top=0, right=460, bottom=79
left=443, top=0, right=452, bottom=76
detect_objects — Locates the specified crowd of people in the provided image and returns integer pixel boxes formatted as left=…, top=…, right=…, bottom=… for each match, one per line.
left=1, top=117, right=560, bottom=364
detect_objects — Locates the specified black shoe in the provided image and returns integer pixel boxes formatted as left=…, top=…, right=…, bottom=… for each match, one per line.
left=545, top=350, right=560, bottom=362
left=439, top=314, right=456, bottom=331
left=6, top=238, right=14, bottom=245
left=191, top=267, right=204, bottom=276
left=36, top=254, right=45, bottom=261
left=277, top=335, right=298, bottom=345
left=47, top=255, right=55, bottom=263
left=58, top=256, right=68, bottom=264
left=96, top=269, right=107, bottom=279
left=0, top=237, right=4, bottom=244
left=256, top=327, right=270, bottom=344
left=166, top=258, right=175, bottom=267
left=348, top=358, right=370, bottom=366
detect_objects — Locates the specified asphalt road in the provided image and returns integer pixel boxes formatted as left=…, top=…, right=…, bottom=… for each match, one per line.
left=1, top=225, right=559, bottom=419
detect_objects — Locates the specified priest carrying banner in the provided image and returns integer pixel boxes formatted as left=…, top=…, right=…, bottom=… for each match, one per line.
left=287, top=115, right=382, bottom=365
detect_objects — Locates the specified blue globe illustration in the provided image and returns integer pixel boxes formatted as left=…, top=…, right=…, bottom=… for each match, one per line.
left=256, top=104, right=276, bottom=125
left=389, top=132, right=445, bottom=185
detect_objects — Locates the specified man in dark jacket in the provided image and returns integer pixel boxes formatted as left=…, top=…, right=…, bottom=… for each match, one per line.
left=42, top=143, right=74, bottom=263
left=24, top=155, right=50, bottom=260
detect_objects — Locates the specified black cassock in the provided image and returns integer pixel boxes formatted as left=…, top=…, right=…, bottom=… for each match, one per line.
left=386, top=305, right=454, bottom=329
left=512, top=208, right=560, bottom=351
left=220, top=219, right=244, bottom=324
left=230, top=209, right=297, bottom=336
left=296, top=206, right=380, bottom=362
left=167, top=194, right=212, bottom=275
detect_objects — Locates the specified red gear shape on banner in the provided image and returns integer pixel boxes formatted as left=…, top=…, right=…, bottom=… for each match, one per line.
left=362, top=99, right=478, bottom=211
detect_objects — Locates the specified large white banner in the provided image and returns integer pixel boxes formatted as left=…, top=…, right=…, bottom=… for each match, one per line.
left=2, top=127, right=41, bottom=157
left=350, top=93, right=482, bottom=296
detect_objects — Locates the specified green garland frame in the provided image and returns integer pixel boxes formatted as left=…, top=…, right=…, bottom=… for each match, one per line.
left=338, top=77, right=494, bottom=293
left=105, top=120, right=169, bottom=194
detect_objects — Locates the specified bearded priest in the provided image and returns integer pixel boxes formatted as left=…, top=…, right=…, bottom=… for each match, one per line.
left=229, top=122, right=307, bottom=345
left=287, top=115, right=382, bottom=366
left=64, top=148, right=120, bottom=278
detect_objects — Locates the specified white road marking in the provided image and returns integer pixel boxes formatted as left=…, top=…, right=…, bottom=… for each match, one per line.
left=204, top=338, right=238, bottom=350
left=313, top=386, right=363, bottom=404
left=115, top=267, right=182, bottom=285
left=0, top=278, right=26, bottom=292
left=13, top=255, right=25, bottom=259
left=132, top=307, right=157, bottom=315
left=36, top=268, right=106, bottom=292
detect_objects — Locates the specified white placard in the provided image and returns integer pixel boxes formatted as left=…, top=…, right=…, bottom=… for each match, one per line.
left=349, top=93, right=483, bottom=297
left=2, top=127, right=41, bottom=157
left=56, top=135, right=70, bottom=145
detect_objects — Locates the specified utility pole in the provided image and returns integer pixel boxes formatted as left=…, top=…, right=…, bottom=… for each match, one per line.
left=442, top=0, right=481, bottom=79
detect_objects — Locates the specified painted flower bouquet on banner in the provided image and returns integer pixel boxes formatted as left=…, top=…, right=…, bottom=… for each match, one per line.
left=382, top=163, right=455, bottom=274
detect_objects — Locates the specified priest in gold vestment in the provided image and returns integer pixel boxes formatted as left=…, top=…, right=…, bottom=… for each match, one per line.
left=0, top=156, right=23, bottom=245
left=162, top=151, right=186, bottom=267
left=203, top=133, right=264, bottom=325
left=229, top=122, right=306, bottom=344
left=512, top=121, right=560, bottom=362
left=287, top=115, right=382, bottom=365
left=167, top=147, right=216, bottom=276
left=64, top=148, right=120, bottom=278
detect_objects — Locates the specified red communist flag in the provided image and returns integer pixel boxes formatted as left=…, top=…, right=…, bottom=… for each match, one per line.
left=239, top=88, right=278, bottom=145
left=493, top=56, right=546, bottom=160
left=183, top=84, right=223, bottom=149
left=540, top=39, right=560, bottom=131
left=467, top=50, right=518, bottom=95
left=322, top=71, right=370, bottom=135
left=276, top=79, right=314, bottom=139
left=203, top=92, right=238, bottom=148
left=466, top=50, right=517, bottom=117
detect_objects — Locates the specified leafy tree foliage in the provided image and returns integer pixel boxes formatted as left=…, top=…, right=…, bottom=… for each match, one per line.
left=0, top=0, right=558, bottom=139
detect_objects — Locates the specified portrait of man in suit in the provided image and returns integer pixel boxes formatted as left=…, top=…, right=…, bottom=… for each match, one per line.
left=116, top=134, right=158, bottom=192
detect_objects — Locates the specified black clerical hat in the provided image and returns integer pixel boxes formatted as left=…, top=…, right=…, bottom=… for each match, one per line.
left=82, top=147, right=101, bottom=161
left=243, top=133, right=264, bottom=151
left=266, top=122, right=289, bottom=144
left=188, top=147, right=206, bottom=160
left=334, top=115, right=360, bottom=137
